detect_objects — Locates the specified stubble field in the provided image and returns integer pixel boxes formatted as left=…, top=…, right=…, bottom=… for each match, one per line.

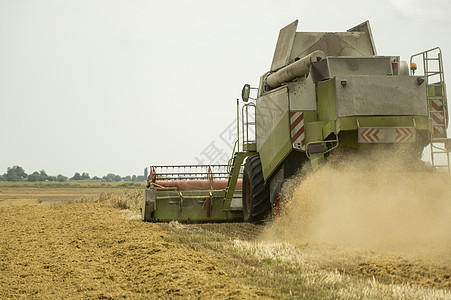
left=0, top=180, right=450, bottom=299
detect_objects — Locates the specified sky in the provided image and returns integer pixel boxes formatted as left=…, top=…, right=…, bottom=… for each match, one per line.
left=1, top=0, right=451, bottom=177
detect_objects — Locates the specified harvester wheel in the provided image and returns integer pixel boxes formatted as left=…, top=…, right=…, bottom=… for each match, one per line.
left=242, top=155, right=271, bottom=223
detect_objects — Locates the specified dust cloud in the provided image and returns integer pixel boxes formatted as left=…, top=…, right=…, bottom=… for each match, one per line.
left=265, top=148, right=451, bottom=260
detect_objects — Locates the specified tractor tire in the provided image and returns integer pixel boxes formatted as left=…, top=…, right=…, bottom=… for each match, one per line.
left=242, top=155, right=271, bottom=224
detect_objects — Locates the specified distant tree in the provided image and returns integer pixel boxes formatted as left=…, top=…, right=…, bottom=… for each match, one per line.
left=102, top=173, right=122, bottom=182
left=0, top=174, right=3, bottom=181
left=39, top=170, right=49, bottom=181
left=4, top=166, right=27, bottom=181
left=56, top=174, right=68, bottom=182
left=136, top=175, right=146, bottom=182
left=70, top=172, right=82, bottom=180
left=27, top=171, right=41, bottom=182
left=123, top=175, right=132, bottom=182
left=91, top=176, right=100, bottom=181
left=81, top=172, right=90, bottom=180
left=131, top=175, right=137, bottom=182
left=27, top=169, right=52, bottom=182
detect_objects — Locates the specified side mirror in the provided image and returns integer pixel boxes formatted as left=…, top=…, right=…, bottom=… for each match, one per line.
left=241, top=84, right=251, bottom=102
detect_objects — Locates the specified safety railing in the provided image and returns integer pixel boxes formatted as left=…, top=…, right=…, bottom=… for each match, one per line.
left=149, top=165, right=229, bottom=182
left=242, top=102, right=256, bottom=147
left=411, top=47, right=450, bottom=172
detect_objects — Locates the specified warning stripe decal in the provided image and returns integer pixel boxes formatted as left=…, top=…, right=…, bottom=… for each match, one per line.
left=431, top=99, right=444, bottom=112
left=292, top=125, right=305, bottom=143
left=434, top=125, right=446, bottom=134
left=430, top=99, right=446, bottom=136
left=395, top=128, right=415, bottom=142
left=432, top=112, right=445, bottom=125
left=360, top=128, right=380, bottom=143
left=358, top=127, right=416, bottom=143
left=290, top=112, right=303, bottom=130
left=290, top=112, right=305, bottom=150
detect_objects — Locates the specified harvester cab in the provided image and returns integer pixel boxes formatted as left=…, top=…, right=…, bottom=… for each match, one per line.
left=142, top=20, right=450, bottom=223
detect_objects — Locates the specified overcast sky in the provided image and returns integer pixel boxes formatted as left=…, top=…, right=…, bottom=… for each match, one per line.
left=1, top=0, right=450, bottom=177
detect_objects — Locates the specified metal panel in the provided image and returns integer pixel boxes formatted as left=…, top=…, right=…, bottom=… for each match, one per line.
left=291, top=32, right=375, bottom=59
left=317, top=79, right=337, bottom=122
left=358, top=127, right=416, bottom=143
left=339, top=116, right=429, bottom=131
left=258, top=114, right=292, bottom=181
left=151, top=189, right=243, bottom=222
left=271, top=20, right=298, bottom=71
left=142, top=189, right=155, bottom=221
left=256, top=87, right=290, bottom=151
left=347, top=20, right=377, bottom=55
left=288, top=76, right=316, bottom=111
left=327, top=57, right=393, bottom=76
left=335, top=75, right=427, bottom=117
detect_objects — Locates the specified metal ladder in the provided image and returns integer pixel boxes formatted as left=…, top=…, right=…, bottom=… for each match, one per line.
left=241, top=102, right=256, bottom=151
left=411, top=47, right=450, bottom=172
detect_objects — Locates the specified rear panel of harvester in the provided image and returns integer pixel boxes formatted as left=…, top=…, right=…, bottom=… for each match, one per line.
left=254, top=20, right=439, bottom=182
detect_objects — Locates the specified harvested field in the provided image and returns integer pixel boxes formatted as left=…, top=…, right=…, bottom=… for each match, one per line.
left=0, top=203, right=272, bottom=299
left=0, top=182, right=450, bottom=299
left=0, top=181, right=144, bottom=207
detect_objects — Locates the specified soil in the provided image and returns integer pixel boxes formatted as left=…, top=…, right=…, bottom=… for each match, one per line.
left=0, top=203, right=277, bottom=299
left=1, top=201, right=450, bottom=299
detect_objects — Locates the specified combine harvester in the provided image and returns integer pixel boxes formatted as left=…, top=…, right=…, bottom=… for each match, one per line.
left=143, top=20, right=450, bottom=223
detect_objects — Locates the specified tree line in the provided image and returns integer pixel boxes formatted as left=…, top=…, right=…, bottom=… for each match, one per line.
left=0, top=166, right=146, bottom=182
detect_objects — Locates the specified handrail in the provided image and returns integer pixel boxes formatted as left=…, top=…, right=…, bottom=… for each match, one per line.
left=227, top=139, right=239, bottom=174
left=241, top=102, right=256, bottom=147
left=149, top=165, right=229, bottom=181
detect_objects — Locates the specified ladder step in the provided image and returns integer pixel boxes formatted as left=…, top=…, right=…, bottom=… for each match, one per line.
left=432, top=139, right=450, bottom=142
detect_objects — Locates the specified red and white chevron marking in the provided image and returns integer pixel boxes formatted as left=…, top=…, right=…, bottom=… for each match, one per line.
left=431, top=111, right=445, bottom=126
left=433, top=124, right=446, bottom=135
left=430, top=99, right=446, bottom=135
left=290, top=112, right=305, bottom=150
left=360, top=128, right=380, bottom=143
left=358, top=127, right=416, bottom=143
left=431, top=111, right=446, bottom=135
left=395, top=127, right=415, bottom=143
left=431, top=99, right=444, bottom=112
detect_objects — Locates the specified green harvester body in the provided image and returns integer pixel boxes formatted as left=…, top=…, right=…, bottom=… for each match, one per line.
left=142, top=20, right=450, bottom=223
